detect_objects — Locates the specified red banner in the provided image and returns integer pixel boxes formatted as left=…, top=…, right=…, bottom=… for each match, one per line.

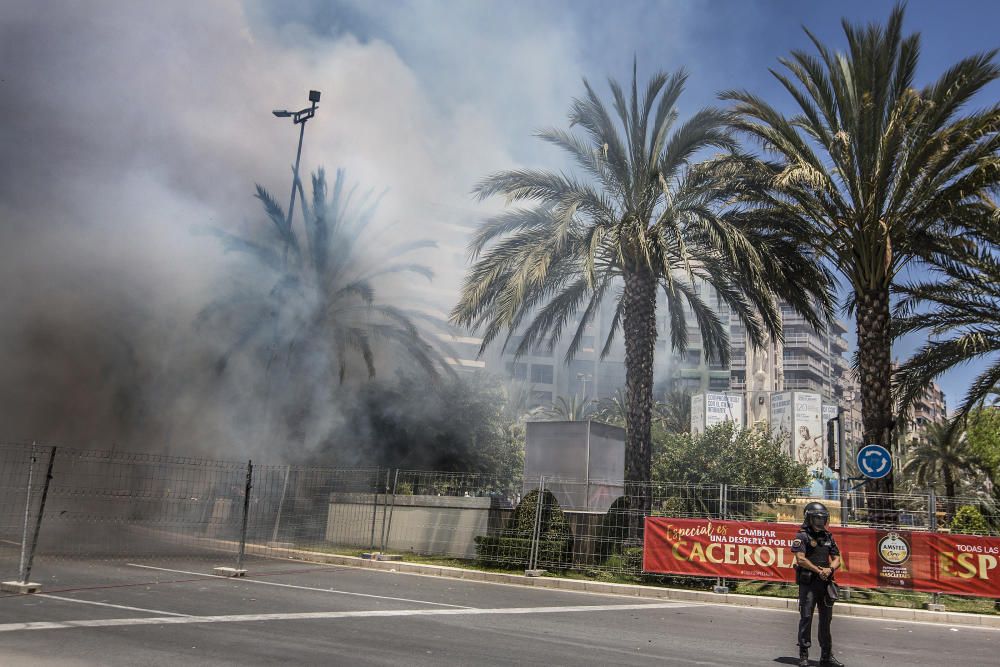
left=643, top=517, right=1000, bottom=598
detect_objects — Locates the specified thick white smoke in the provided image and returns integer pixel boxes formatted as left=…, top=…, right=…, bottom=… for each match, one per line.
left=0, top=0, right=582, bottom=459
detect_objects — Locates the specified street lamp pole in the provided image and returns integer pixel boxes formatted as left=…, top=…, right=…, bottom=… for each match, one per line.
left=272, top=90, right=321, bottom=247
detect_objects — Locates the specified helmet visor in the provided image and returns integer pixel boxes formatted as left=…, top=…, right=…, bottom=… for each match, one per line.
left=809, top=512, right=829, bottom=529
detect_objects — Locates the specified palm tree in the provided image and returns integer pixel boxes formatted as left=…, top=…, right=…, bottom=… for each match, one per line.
left=655, top=389, right=692, bottom=434
left=894, top=247, right=1000, bottom=424
left=594, top=389, right=627, bottom=427
left=452, top=64, right=832, bottom=514
left=901, top=422, right=986, bottom=519
left=541, top=395, right=598, bottom=421
left=200, top=168, right=450, bottom=445
left=721, top=4, right=1000, bottom=501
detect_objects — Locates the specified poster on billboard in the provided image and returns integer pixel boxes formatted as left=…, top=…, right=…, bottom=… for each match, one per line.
left=770, top=392, right=793, bottom=458
left=793, top=392, right=823, bottom=474
left=705, top=392, right=743, bottom=429
left=690, top=394, right=705, bottom=436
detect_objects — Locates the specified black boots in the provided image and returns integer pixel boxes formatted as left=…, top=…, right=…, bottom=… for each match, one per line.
left=820, top=655, right=844, bottom=667
left=798, top=649, right=809, bottom=667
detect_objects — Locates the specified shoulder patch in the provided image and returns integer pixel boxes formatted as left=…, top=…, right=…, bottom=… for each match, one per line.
left=791, top=539, right=802, bottom=547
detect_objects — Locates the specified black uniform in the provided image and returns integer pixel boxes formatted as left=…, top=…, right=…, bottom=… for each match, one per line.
left=790, top=525, right=840, bottom=654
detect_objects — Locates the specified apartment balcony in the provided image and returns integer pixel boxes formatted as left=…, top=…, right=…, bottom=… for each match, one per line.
left=782, top=354, right=829, bottom=377
left=830, top=335, right=849, bottom=353
left=783, top=378, right=826, bottom=391
left=782, top=333, right=830, bottom=356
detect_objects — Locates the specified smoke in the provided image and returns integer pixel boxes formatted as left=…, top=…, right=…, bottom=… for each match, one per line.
left=0, top=1, right=584, bottom=461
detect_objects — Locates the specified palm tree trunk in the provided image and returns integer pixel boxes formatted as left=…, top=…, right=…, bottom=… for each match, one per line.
left=623, top=267, right=657, bottom=525
left=856, top=285, right=896, bottom=520
left=943, top=466, right=956, bottom=522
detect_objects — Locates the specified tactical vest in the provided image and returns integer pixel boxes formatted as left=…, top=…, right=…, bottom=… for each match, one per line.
left=803, top=529, right=834, bottom=567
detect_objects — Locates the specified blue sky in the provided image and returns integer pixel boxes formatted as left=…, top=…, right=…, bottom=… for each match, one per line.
left=248, top=0, right=1000, bottom=410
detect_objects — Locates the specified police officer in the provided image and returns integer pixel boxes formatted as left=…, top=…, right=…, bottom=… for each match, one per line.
left=791, top=502, right=844, bottom=666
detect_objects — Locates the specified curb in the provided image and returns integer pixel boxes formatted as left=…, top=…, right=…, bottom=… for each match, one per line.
left=244, top=544, right=1000, bottom=630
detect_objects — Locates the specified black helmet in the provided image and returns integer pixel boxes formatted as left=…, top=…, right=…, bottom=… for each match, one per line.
left=803, top=501, right=829, bottom=530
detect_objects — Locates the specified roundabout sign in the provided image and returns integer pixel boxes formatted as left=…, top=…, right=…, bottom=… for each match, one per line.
left=857, top=444, right=892, bottom=479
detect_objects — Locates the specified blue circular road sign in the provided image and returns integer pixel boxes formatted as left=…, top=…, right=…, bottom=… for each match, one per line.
left=857, top=444, right=892, bottom=479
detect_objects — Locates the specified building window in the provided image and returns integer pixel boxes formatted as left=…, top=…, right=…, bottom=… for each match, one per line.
left=530, top=390, right=552, bottom=406
left=530, top=364, right=554, bottom=384
left=709, top=377, right=730, bottom=391
left=505, top=362, right=528, bottom=380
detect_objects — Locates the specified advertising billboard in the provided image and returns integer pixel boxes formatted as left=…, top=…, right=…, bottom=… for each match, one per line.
left=643, top=517, right=1000, bottom=599
left=770, top=392, right=793, bottom=458
left=793, top=392, right=823, bottom=474
left=705, top=392, right=743, bottom=429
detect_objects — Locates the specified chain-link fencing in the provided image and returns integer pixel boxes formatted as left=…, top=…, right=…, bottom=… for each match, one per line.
left=2, top=441, right=997, bottom=613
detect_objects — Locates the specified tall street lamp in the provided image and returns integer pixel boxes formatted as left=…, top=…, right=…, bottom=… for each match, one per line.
left=272, top=90, right=321, bottom=241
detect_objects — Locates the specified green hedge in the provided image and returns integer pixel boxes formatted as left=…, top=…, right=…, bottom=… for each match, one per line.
left=595, top=496, right=630, bottom=563
left=474, top=489, right=572, bottom=569
left=473, top=535, right=570, bottom=567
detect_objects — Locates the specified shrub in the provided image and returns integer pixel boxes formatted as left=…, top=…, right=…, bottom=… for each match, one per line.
left=475, top=489, right=571, bottom=569
left=473, top=536, right=568, bottom=568
left=595, top=496, right=630, bottom=563
left=950, top=505, right=990, bottom=535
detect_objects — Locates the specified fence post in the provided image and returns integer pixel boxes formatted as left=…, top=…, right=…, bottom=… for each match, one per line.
left=928, top=490, right=937, bottom=532
left=214, top=459, right=252, bottom=577
left=382, top=469, right=399, bottom=555
left=21, top=445, right=56, bottom=589
left=714, top=483, right=729, bottom=594
left=15, top=443, right=37, bottom=585
left=237, top=460, right=253, bottom=571
left=379, top=470, right=391, bottom=553
left=369, top=469, right=379, bottom=552
left=4, top=445, right=58, bottom=594
left=269, top=464, right=291, bottom=545
left=526, top=475, right=545, bottom=576
left=920, top=489, right=947, bottom=611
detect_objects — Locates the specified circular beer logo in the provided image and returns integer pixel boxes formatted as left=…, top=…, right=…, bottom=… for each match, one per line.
left=878, top=532, right=910, bottom=565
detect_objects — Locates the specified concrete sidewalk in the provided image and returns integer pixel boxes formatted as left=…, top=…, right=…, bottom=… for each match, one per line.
left=243, top=542, right=1000, bottom=630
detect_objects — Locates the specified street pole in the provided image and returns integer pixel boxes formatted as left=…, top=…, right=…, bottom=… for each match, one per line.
left=272, top=91, right=321, bottom=261
left=284, top=108, right=310, bottom=236
left=836, top=407, right=846, bottom=526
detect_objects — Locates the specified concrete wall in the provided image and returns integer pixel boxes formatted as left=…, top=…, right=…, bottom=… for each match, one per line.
left=325, top=492, right=630, bottom=565
left=326, top=493, right=492, bottom=559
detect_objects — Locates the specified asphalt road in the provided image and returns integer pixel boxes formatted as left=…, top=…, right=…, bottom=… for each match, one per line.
left=0, top=556, right=995, bottom=666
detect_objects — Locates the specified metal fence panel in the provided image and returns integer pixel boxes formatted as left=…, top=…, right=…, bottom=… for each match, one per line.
left=2, top=440, right=997, bottom=610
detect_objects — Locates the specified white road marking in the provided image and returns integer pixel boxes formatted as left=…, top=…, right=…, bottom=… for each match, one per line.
left=705, top=601, right=999, bottom=632
left=125, top=563, right=471, bottom=608
left=0, top=602, right=691, bottom=633
left=0, top=539, right=21, bottom=546
left=37, top=594, right=190, bottom=617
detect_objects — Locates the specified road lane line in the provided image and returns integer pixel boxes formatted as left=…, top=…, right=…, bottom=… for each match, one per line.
left=125, top=563, right=472, bottom=608
left=36, top=594, right=190, bottom=617
left=0, top=601, right=692, bottom=633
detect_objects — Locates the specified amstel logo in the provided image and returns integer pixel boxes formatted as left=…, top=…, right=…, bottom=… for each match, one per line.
left=878, top=532, right=910, bottom=565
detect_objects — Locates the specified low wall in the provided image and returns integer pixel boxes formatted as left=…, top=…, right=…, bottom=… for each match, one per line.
left=326, top=493, right=494, bottom=559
